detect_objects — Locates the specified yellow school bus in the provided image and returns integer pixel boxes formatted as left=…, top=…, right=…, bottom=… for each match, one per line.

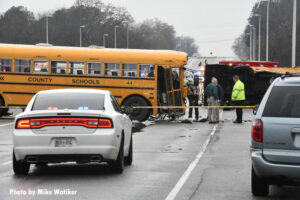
left=0, top=43, right=188, bottom=121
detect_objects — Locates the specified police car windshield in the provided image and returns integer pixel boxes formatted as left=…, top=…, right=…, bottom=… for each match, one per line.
left=32, top=92, right=105, bottom=111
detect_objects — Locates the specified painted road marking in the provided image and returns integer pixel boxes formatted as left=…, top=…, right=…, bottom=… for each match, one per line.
left=0, top=161, right=12, bottom=166
left=165, top=112, right=222, bottom=200
left=0, top=123, right=14, bottom=167
left=0, top=122, right=14, bottom=127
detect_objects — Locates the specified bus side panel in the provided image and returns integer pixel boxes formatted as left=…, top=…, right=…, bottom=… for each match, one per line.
left=0, top=73, right=157, bottom=113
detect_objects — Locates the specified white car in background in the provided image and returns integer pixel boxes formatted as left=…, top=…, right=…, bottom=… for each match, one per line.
left=13, top=89, right=133, bottom=175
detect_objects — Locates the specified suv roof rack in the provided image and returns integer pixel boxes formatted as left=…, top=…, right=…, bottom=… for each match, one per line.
left=281, top=72, right=300, bottom=79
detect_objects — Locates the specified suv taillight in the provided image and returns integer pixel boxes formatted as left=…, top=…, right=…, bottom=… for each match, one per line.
left=252, top=119, right=263, bottom=142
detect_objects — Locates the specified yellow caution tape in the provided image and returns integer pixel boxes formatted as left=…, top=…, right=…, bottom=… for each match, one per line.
left=0, top=106, right=26, bottom=109
left=0, top=106, right=256, bottom=109
left=130, top=106, right=256, bottom=109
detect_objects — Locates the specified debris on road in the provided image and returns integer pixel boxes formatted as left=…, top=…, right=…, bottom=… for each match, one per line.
left=181, top=119, right=192, bottom=124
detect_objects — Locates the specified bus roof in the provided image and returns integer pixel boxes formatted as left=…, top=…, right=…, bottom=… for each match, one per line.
left=0, top=43, right=188, bottom=67
left=251, top=66, right=300, bottom=74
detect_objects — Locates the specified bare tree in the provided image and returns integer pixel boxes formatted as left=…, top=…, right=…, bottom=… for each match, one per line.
left=232, top=0, right=299, bottom=66
left=0, top=2, right=199, bottom=55
left=176, top=36, right=199, bottom=57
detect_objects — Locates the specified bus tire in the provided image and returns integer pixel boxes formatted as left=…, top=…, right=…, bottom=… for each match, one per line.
left=122, top=96, right=150, bottom=121
left=0, top=97, right=8, bottom=116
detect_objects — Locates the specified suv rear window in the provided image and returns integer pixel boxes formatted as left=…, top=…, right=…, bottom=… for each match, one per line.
left=32, top=92, right=105, bottom=111
left=263, top=86, right=300, bottom=118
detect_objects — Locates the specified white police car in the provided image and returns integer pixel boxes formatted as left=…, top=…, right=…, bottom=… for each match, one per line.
left=13, top=89, right=133, bottom=175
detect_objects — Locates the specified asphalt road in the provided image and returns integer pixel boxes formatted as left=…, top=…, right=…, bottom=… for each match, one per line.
left=0, top=109, right=300, bottom=200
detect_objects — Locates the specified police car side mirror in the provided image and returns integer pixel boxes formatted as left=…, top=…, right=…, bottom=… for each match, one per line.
left=123, top=106, right=134, bottom=115
left=253, top=105, right=259, bottom=115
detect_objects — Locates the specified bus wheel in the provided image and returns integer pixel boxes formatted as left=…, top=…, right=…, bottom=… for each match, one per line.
left=123, top=96, right=150, bottom=121
left=0, top=98, right=8, bottom=116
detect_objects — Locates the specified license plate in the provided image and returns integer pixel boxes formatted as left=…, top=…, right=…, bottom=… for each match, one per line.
left=55, top=138, right=73, bottom=147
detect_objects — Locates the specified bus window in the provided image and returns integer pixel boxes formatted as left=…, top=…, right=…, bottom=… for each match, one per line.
left=15, top=59, right=31, bottom=73
left=105, top=63, right=119, bottom=76
left=88, top=62, right=102, bottom=75
left=69, top=61, right=84, bottom=75
left=33, top=60, right=49, bottom=73
left=0, top=58, right=12, bottom=72
left=51, top=61, right=67, bottom=74
left=122, top=63, right=137, bottom=77
left=140, top=64, right=155, bottom=78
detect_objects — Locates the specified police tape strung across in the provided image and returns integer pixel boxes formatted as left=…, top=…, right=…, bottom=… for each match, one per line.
left=128, top=106, right=256, bottom=109
left=0, top=106, right=256, bottom=109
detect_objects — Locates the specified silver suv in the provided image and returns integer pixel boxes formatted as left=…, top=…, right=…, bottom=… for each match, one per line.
left=251, top=76, right=300, bottom=196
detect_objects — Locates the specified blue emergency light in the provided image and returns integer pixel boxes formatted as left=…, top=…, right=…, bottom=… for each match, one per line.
left=78, top=106, right=89, bottom=110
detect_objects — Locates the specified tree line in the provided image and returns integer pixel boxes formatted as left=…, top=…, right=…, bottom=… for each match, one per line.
left=0, top=0, right=198, bottom=56
left=232, top=0, right=300, bottom=67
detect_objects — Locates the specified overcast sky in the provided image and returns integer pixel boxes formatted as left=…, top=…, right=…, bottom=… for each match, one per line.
left=0, top=0, right=258, bottom=57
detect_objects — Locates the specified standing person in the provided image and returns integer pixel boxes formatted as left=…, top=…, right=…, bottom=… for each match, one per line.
left=148, top=67, right=154, bottom=77
left=232, top=75, right=245, bottom=123
left=269, top=77, right=275, bottom=85
left=205, top=77, right=218, bottom=124
left=188, top=76, right=200, bottom=121
left=216, top=79, right=224, bottom=123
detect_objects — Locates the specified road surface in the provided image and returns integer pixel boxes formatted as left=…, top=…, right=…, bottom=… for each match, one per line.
left=0, top=109, right=299, bottom=200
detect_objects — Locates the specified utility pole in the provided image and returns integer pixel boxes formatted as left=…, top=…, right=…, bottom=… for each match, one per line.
left=45, top=14, right=53, bottom=44
left=114, top=25, right=119, bottom=48
left=266, top=0, right=270, bottom=61
left=292, top=0, right=297, bottom=67
left=254, top=14, right=262, bottom=61
left=253, top=27, right=256, bottom=61
left=250, top=28, right=253, bottom=61
left=127, top=26, right=129, bottom=49
left=103, top=34, right=108, bottom=47
left=46, top=16, right=48, bottom=44
left=249, top=25, right=253, bottom=61
left=247, top=33, right=251, bottom=61
left=80, top=25, right=85, bottom=47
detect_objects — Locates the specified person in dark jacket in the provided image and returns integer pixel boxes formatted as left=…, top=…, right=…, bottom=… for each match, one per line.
left=148, top=67, right=154, bottom=77
left=188, top=76, right=200, bottom=121
left=216, top=79, right=224, bottom=122
left=204, top=77, right=218, bottom=123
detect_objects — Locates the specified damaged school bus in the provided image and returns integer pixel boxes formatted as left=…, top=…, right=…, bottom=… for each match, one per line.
left=204, top=64, right=300, bottom=105
left=0, top=43, right=188, bottom=121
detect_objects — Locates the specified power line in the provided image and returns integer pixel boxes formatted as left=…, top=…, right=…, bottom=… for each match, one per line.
left=198, top=38, right=236, bottom=44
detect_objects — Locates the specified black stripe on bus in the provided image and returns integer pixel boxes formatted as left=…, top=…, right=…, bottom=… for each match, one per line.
left=0, top=82, right=154, bottom=90
left=8, top=104, right=27, bottom=107
left=4, top=91, right=123, bottom=99
left=3, top=92, right=36, bottom=95
left=0, top=72, right=155, bottom=80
